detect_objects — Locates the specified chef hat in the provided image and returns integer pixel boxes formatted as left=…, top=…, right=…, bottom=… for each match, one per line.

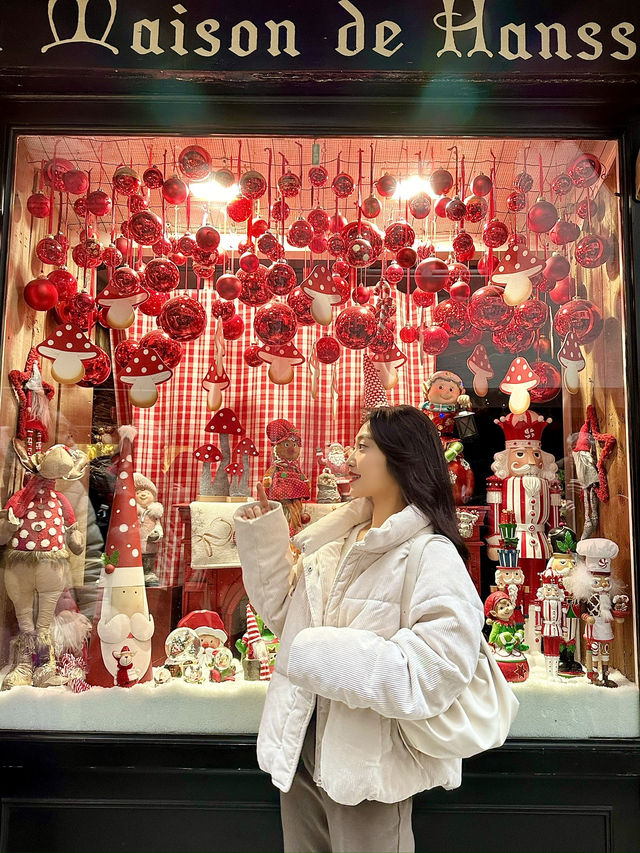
left=576, top=538, right=619, bottom=574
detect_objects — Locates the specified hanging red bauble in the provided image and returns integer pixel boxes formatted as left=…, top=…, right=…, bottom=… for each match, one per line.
left=70, top=291, right=95, bottom=318
left=413, top=289, right=435, bottom=308
left=250, top=219, right=268, bottom=239
left=243, top=344, right=264, bottom=367
left=452, top=230, right=475, bottom=262
left=102, top=244, right=123, bottom=268
left=27, top=192, right=51, bottom=218
left=115, top=236, right=129, bottom=256
left=120, top=220, right=130, bottom=238
left=162, top=174, right=188, bottom=205
left=333, top=274, right=351, bottom=305
left=71, top=238, right=102, bottom=268
left=471, top=173, right=492, bottom=197
left=310, top=235, right=328, bottom=254
left=278, top=170, right=301, bottom=198
left=308, top=165, right=328, bottom=187
left=55, top=231, right=70, bottom=251
left=306, top=207, right=330, bottom=234
left=415, top=256, right=449, bottom=292
left=342, top=221, right=383, bottom=258
left=211, top=299, right=235, bottom=321
left=450, top=281, right=471, bottom=302
left=529, top=361, right=562, bottom=403
left=214, top=273, right=242, bottom=300
left=77, top=347, right=111, bottom=388
left=287, top=287, right=314, bottom=325
left=334, top=306, right=377, bottom=349
left=222, top=314, right=245, bottom=340
left=468, top=285, right=514, bottom=331
left=43, top=157, right=74, bottom=191
left=114, top=339, right=140, bottom=370
left=463, top=195, right=487, bottom=223
left=225, top=195, right=251, bottom=222
left=138, top=289, right=168, bottom=317
left=111, top=266, right=141, bottom=296
left=329, top=212, right=348, bottom=233
left=345, top=236, right=374, bottom=268
left=47, top=268, right=77, bottom=301
left=507, top=190, right=526, bottom=213
left=408, top=192, right=431, bottom=220
left=432, top=299, right=471, bottom=338
left=447, top=262, right=471, bottom=288
left=549, top=276, right=572, bottom=305
left=369, top=327, right=395, bottom=354
left=396, top=247, right=417, bottom=269
left=143, top=165, right=164, bottom=189
left=267, top=262, right=296, bottom=296
left=213, top=168, right=234, bottom=188
left=353, top=286, right=371, bottom=304
left=456, top=326, right=483, bottom=349
left=376, top=173, right=397, bottom=198
left=144, top=257, right=181, bottom=292
left=384, top=221, right=415, bottom=252
left=193, top=247, right=218, bottom=268
left=527, top=198, right=558, bottom=234
left=129, top=193, right=149, bottom=214
left=514, top=172, right=534, bottom=193
left=239, top=170, right=267, bottom=200
left=331, top=172, right=355, bottom=198
left=445, top=196, right=466, bottom=222
left=158, top=295, right=207, bottom=341
left=551, top=173, right=573, bottom=196
left=178, top=145, right=212, bottom=182
left=239, top=251, right=260, bottom=273
left=128, top=210, right=164, bottom=246
left=422, top=325, right=449, bottom=355
left=384, top=262, right=404, bottom=285
left=288, top=218, right=313, bottom=248
left=553, top=298, right=603, bottom=343
left=429, top=168, right=454, bottom=196
left=576, top=198, right=598, bottom=220
left=477, top=253, right=498, bottom=278
left=549, top=219, right=581, bottom=245
left=568, top=153, right=602, bottom=188
left=140, top=331, right=184, bottom=368
left=112, top=165, right=141, bottom=196
left=62, top=169, right=89, bottom=195
left=254, top=301, right=298, bottom=345
left=575, top=234, right=607, bottom=268
left=492, top=322, right=535, bottom=354
left=86, top=189, right=112, bottom=217
left=544, top=253, right=571, bottom=282
left=483, top=218, right=509, bottom=248
left=361, top=195, right=381, bottom=219
left=535, top=276, right=553, bottom=294
left=24, top=276, right=59, bottom=311
left=193, top=226, right=219, bottom=253
left=151, top=236, right=171, bottom=258
left=513, top=299, right=549, bottom=330
left=73, top=197, right=88, bottom=217
left=257, top=231, right=279, bottom=256
left=434, top=195, right=450, bottom=217
left=316, top=336, right=341, bottom=363
left=270, top=199, right=290, bottom=222
left=327, top=234, right=346, bottom=257
left=238, top=268, right=271, bottom=307
left=399, top=325, right=418, bottom=343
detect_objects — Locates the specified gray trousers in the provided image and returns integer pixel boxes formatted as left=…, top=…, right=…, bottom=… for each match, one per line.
left=279, top=712, right=415, bottom=853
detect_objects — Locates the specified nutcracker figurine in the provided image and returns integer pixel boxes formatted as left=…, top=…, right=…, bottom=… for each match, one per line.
left=421, top=371, right=475, bottom=505
left=533, top=566, right=568, bottom=681
left=547, top=525, right=583, bottom=677
left=572, top=538, right=630, bottom=687
left=484, top=591, right=530, bottom=682
left=494, top=523, right=526, bottom=629
left=262, top=419, right=311, bottom=536
left=486, top=411, right=562, bottom=612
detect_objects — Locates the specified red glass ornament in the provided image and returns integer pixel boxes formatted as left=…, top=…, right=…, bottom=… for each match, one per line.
left=111, top=266, right=140, bottom=296
left=73, top=197, right=88, bottom=217
left=86, top=189, right=112, bottom=217
left=192, top=246, right=217, bottom=266
left=575, top=234, right=607, bottom=268
left=308, top=165, right=329, bottom=187
left=266, top=262, right=296, bottom=296
left=144, top=257, right=180, bottom=292
left=224, top=196, right=252, bottom=224
left=307, top=208, right=331, bottom=234
left=158, top=295, right=207, bottom=341
left=36, top=236, right=66, bottom=266
left=168, top=251, right=187, bottom=267
left=43, top=158, right=74, bottom=191
left=527, top=198, right=558, bottom=234
left=128, top=210, right=163, bottom=246
left=270, top=199, right=290, bottom=222
left=452, top=230, right=475, bottom=262
left=468, top=286, right=514, bottom=331
left=549, top=219, right=581, bottom=245
left=408, top=192, right=431, bottom=220
left=114, top=339, right=139, bottom=370
left=120, top=220, right=130, bottom=239
left=62, top=169, right=88, bottom=195
left=331, top=172, right=354, bottom=198
left=399, top=325, right=418, bottom=343
left=211, top=300, right=235, bottom=321
left=447, top=262, right=471, bottom=287
left=361, top=195, right=381, bottom=219
left=329, top=213, right=348, bottom=233
left=549, top=276, right=572, bottom=305
left=415, top=256, right=449, bottom=292
left=463, top=195, right=487, bottom=223
left=102, top=244, right=123, bottom=268
left=239, top=251, right=260, bottom=273
left=140, top=331, right=184, bottom=369
left=287, top=287, right=314, bottom=325
left=222, top=314, right=245, bottom=340
left=129, top=193, right=149, bottom=214
left=238, top=268, right=271, bottom=307
left=384, top=221, right=415, bottom=252
left=47, top=268, right=77, bottom=301
left=576, top=198, right=598, bottom=220
left=353, top=286, right=371, bottom=304
left=383, top=262, right=403, bottom=285
left=450, top=282, right=471, bottom=302
left=507, top=190, right=526, bottom=213
left=514, top=172, right=534, bottom=193
left=212, top=168, right=234, bottom=188
left=257, top=231, right=279, bottom=256
left=345, top=236, right=374, bottom=268
left=396, top=247, right=417, bottom=269
left=422, top=325, right=449, bottom=355
left=412, top=289, right=435, bottom=308
left=240, top=170, right=267, bottom=200
left=456, top=326, right=483, bottom=349
left=568, top=154, right=602, bottom=188
left=513, top=299, right=549, bottom=330
left=433, top=299, right=471, bottom=338
left=162, top=174, right=188, bottom=206
left=112, top=165, right=141, bottom=196
left=27, top=192, right=51, bottom=218
left=544, top=253, right=571, bottom=282
left=477, top=253, right=498, bottom=278
left=254, top=301, right=298, bottom=345
left=429, top=169, right=454, bottom=195
left=334, top=306, right=377, bottom=349
left=553, top=298, right=603, bottom=343
left=143, top=165, right=164, bottom=189
left=77, top=347, right=112, bottom=387
left=327, top=234, right=346, bottom=257
left=316, top=336, right=341, bottom=363
left=288, top=219, right=313, bottom=248
left=138, top=289, right=168, bottom=317
left=332, top=274, right=351, bottom=305
left=551, top=173, right=573, bottom=196
left=215, top=273, right=242, bottom=300
left=176, top=145, right=211, bottom=183
left=483, top=219, right=509, bottom=248
left=434, top=195, right=450, bottom=217
left=376, top=174, right=397, bottom=198
left=529, top=361, right=562, bottom=403
left=115, top=236, right=129, bottom=256
left=471, top=173, right=492, bottom=197
left=250, top=219, right=268, bottom=239
left=310, top=235, right=328, bottom=254
left=492, top=322, right=535, bottom=354
left=24, top=276, right=59, bottom=311
left=276, top=171, right=299, bottom=198
left=72, top=238, right=103, bottom=269
left=369, top=327, right=394, bottom=354
left=445, top=196, right=466, bottom=221
left=508, top=233, right=527, bottom=250
left=244, top=344, right=264, bottom=367
left=342, top=221, right=383, bottom=258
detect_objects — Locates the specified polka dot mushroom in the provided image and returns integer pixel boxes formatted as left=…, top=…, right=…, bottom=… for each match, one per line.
left=118, top=346, right=173, bottom=408
left=204, top=407, right=245, bottom=496
left=192, top=443, right=223, bottom=496
left=491, top=246, right=544, bottom=307
left=257, top=341, right=305, bottom=385
left=232, top=436, right=260, bottom=497
left=36, top=323, right=101, bottom=384
left=300, top=263, right=343, bottom=325
left=96, top=278, right=149, bottom=330
left=467, top=344, right=494, bottom=397
left=499, top=356, right=540, bottom=415
left=558, top=328, right=585, bottom=395
left=201, top=364, right=230, bottom=412
left=368, top=343, right=407, bottom=391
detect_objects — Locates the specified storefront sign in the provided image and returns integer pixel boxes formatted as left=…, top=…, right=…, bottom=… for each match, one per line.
left=0, top=0, right=638, bottom=74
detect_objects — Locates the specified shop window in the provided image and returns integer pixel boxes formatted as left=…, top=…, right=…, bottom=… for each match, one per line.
left=0, top=134, right=636, bottom=738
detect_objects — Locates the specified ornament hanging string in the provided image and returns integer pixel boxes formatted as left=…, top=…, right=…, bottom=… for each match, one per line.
left=278, top=152, right=287, bottom=246
left=448, top=145, right=459, bottom=197
left=335, top=152, right=341, bottom=228
left=56, top=191, right=63, bottom=236
left=403, top=144, right=409, bottom=219
left=265, top=147, right=272, bottom=230
left=237, top=139, right=242, bottom=182
left=369, top=143, right=375, bottom=194
left=161, top=150, right=167, bottom=237
left=489, top=150, right=497, bottom=274
left=357, top=148, right=363, bottom=232
left=83, top=169, right=91, bottom=294
left=296, top=141, right=303, bottom=217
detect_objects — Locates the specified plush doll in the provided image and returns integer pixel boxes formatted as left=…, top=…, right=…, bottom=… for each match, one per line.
left=484, top=591, right=529, bottom=682
left=0, top=440, right=88, bottom=690
left=51, top=588, right=92, bottom=693
left=262, top=419, right=310, bottom=536
left=133, top=472, right=163, bottom=587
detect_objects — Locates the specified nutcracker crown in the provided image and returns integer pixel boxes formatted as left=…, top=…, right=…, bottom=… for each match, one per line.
left=495, top=410, right=551, bottom=448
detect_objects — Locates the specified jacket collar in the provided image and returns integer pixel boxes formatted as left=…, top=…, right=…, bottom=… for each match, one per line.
left=292, top=497, right=433, bottom=556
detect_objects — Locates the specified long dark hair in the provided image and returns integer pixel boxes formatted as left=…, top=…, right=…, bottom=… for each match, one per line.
left=365, top=405, right=469, bottom=561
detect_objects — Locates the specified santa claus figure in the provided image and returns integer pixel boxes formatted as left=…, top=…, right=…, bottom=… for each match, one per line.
left=533, top=566, right=568, bottom=680
left=315, top=442, right=353, bottom=501
left=86, top=426, right=154, bottom=688
left=177, top=609, right=235, bottom=682
left=487, top=411, right=562, bottom=612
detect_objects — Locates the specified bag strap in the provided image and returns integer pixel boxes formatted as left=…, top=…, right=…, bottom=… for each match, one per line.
left=400, top=532, right=450, bottom=628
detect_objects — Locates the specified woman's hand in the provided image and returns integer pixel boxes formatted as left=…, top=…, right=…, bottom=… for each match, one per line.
left=237, top=482, right=271, bottom=520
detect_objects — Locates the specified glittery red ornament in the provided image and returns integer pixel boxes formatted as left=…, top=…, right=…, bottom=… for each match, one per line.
left=223, top=314, right=245, bottom=340
left=575, top=234, right=607, bottom=268
left=332, top=274, right=351, bottom=305
left=138, top=289, right=168, bottom=317
left=102, top=245, right=123, bottom=268
left=144, top=257, right=181, bottom=292
left=527, top=198, right=558, bottom=234
left=434, top=195, right=450, bottom=217
left=514, top=172, right=534, bottom=193
left=433, top=299, right=471, bottom=337
left=112, top=165, right=141, bottom=196
left=249, top=219, right=267, bottom=239
left=513, top=299, right=549, bottom=330
left=211, top=300, right=235, bottom=321
left=396, top=247, right=417, bottom=269
left=315, top=336, right=341, bottom=363
left=238, top=268, right=271, bottom=307
left=129, top=193, right=149, bottom=214
left=507, top=190, right=526, bottom=213
left=331, top=172, right=354, bottom=198
left=471, top=173, right=492, bottom=197
left=27, top=192, right=51, bottom=218
left=143, top=165, right=164, bottom=189
left=415, top=256, right=449, bottom=292
left=553, top=298, right=603, bottom=343
left=429, top=169, right=454, bottom=195
left=158, top=295, right=207, bottom=341
left=178, top=145, right=212, bottom=182
left=74, top=346, right=111, bottom=387
left=225, top=195, right=251, bottom=223
left=254, top=301, right=298, bottom=345
left=128, top=210, right=163, bottom=246
left=287, top=287, right=314, bottom=325
left=463, top=195, right=487, bottom=223
left=257, top=231, right=278, bottom=256
left=240, top=170, right=267, bottom=200
left=140, top=331, right=184, bottom=368
left=576, top=198, right=598, bottom=220
left=288, top=218, right=313, bottom=248
left=239, top=251, right=260, bottom=273
left=399, top=325, right=418, bottom=343
left=384, top=221, right=415, bottom=252
left=353, top=286, right=371, bottom=304
left=422, top=325, right=449, bottom=355
left=483, top=219, right=509, bottom=248
left=43, top=157, right=74, bottom=191
left=468, top=285, right=514, bottom=331
left=73, top=197, right=88, bottom=217
left=329, top=213, right=348, bottom=233
left=445, top=196, right=466, bottom=221
left=72, top=238, right=102, bottom=268
left=24, top=276, right=59, bottom=311
left=86, top=189, right=112, bottom=217
left=477, top=253, right=498, bottom=278
left=162, top=174, right=188, bottom=206
left=267, top=262, right=296, bottom=296
left=62, top=169, right=89, bottom=195
left=243, top=344, right=263, bottom=367
left=310, top=235, right=328, bottom=254
left=114, top=339, right=139, bottom=370
left=452, top=230, right=475, bottom=262
left=568, top=153, right=602, bottom=188
left=382, top=262, right=402, bottom=285
left=120, top=220, right=130, bottom=239
left=345, top=236, right=374, bottom=267
left=327, top=234, right=346, bottom=257
left=408, top=192, right=431, bottom=220
left=447, top=262, right=471, bottom=287
left=270, top=199, right=290, bottom=222
left=376, top=174, right=397, bottom=198
left=544, top=253, right=571, bottom=283
left=492, top=322, right=535, bottom=354
left=211, top=168, right=233, bottom=188
left=215, top=273, right=242, bottom=300
left=528, top=361, right=561, bottom=403
left=449, top=281, right=471, bottom=302
left=168, top=251, right=187, bottom=267
left=456, top=326, right=483, bottom=349
left=359, top=195, right=380, bottom=220
left=278, top=170, right=301, bottom=198
left=334, top=306, right=377, bottom=349
left=369, top=327, right=395, bottom=354
left=308, top=165, right=328, bottom=187
left=412, top=289, right=435, bottom=308
left=549, top=219, right=581, bottom=246
left=47, top=268, right=77, bottom=301
left=551, top=173, right=573, bottom=196
left=111, top=266, right=141, bottom=296
left=307, top=208, right=330, bottom=234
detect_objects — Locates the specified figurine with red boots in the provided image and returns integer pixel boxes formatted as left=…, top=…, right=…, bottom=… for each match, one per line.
left=533, top=566, right=568, bottom=681
left=421, top=371, right=475, bottom=505
left=546, top=525, right=583, bottom=678
left=486, top=411, right=562, bottom=614
left=262, top=419, right=310, bottom=536
left=484, top=591, right=529, bottom=682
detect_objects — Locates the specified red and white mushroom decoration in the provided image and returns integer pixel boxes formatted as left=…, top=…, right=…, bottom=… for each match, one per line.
left=257, top=342, right=305, bottom=385
left=368, top=344, right=407, bottom=390
left=231, top=436, right=259, bottom=497
left=558, top=328, right=585, bottom=394
left=300, top=263, right=343, bottom=325
left=466, top=344, right=494, bottom=397
left=118, top=346, right=173, bottom=408
left=491, top=246, right=544, bottom=307
left=205, top=407, right=245, bottom=496
left=201, top=364, right=230, bottom=412
left=193, top=443, right=223, bottom=464
left=499, top=356, right=540, bottom=415
left=36, top=323, right=101, bottom=384
left=96, top=279, right=148, bottom=329
left=225, top=461, right=245, bottom=478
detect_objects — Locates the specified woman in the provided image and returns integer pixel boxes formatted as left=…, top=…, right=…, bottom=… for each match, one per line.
left=234, top=405, right=484, bottom=853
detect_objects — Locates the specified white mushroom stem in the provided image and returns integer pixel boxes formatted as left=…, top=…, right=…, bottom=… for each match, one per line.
left=372, top=361, right=398, bottom=391
left=199, top=463, right=215, bottom=496
left=105, top=299, right=136, bottom=330
left=206, top=384, right=223, bottom=411
left=562, top=362, right=581, bottom=394
left=230, top=454, right=250, bottom=497
left=52, top=353, right=85, bottom=384
left=309, top=293, right=334, bottom=326
left=268, top=357, right=295, bottom=385
left=212, top=435, right=231, bottom=496
left=502, top=274, right=533, bottom=307
left=507, top=386, right=531, bottom=415
left=128, top=377, right=160, bottom=408
left=472, top=370, right=491, bottom=397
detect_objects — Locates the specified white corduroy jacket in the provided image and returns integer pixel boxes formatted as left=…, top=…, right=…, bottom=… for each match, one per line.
left=233, top=497, right=485, bottom=806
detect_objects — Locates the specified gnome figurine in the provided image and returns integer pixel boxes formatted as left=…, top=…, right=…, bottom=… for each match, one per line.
left=86, top=426, right=154, bottom=688
left=133, top=472, right=163, bottom=587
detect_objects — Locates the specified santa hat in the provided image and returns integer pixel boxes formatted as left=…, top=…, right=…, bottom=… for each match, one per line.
left=178, top=610, right=227, bottom=643
left=266, top=419, right=301, bottom=446
left=362, top=353, right=388, bottom=418
left=245, top=604, right=271, bottom=680
left=133, top=472, right=157, bottom=498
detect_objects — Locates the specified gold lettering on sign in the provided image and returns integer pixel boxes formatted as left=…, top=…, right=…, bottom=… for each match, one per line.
left=336, top=0, right=365, bottom=57
left=42, top=0, right=118, bottom=54
left=433, top=0, right=492, bottom=58
left=265, top=20, right=300, bottom=57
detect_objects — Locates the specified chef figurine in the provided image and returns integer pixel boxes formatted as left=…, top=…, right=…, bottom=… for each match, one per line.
left=572, top=539, right=630, bottom=688
left=533, top=566, right=568, bottom=681
left=546, top=525, right=583, bottom=677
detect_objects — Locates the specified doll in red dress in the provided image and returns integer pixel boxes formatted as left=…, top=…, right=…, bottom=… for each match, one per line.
left=262, top=419, right=310, bottom=536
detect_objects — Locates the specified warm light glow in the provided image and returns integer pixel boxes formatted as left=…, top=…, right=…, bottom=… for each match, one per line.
left=189, top=180, right=240, bottom=203
left=393, top=175, right=434, bottom=200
